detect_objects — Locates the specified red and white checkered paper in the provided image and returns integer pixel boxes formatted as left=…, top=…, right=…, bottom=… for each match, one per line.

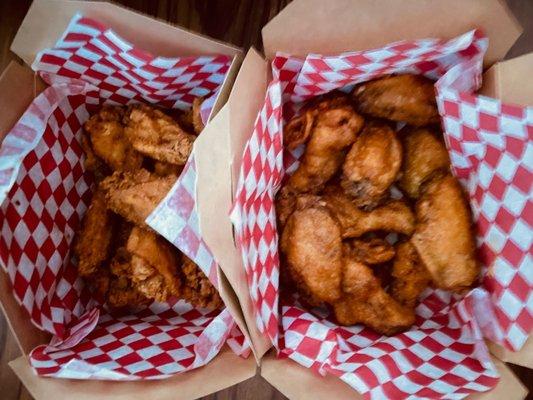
left=0, top=14, right=249, bottom=380
left=230, top=29, right=532, bottom=399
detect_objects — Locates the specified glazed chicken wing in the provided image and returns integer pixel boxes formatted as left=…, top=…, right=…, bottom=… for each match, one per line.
left=352, top=74, right=439, bottom=126
left=333, top=247, right=415, bottom=335
left=399, top=127, right=450, bottom=198
left=124, top=104, right=196, bottom=165
left=280, top=204, right=343, bottom=304
left=322, top=187, right=415, bottom=238
left=100, top=169, right=175, bottom=228
left=285, top=95, right=364, bottom=193
left=74, top=188, right=115, bottom=277
left=390, top=241, right=431, bottom=308
left=84, top=106, right=143, bottom=171
left=412, top=174, right=479, bottom=292
left=341, top=121, right=402, bottom=208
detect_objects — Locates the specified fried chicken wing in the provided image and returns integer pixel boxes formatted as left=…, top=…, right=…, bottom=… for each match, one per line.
left=153, top=161, right=181, bottom=176
left=180, top=255, right=223, bottom=309
left=399, top=127, right=450, bottom=198
left=341, top=121, right=402, bottom=208
left=352, top=75, right=439, bottom=126
left=100, top=169, right=175, bottom=227
left=84, top=106, right=143, bottom=171
left=124, top=104, right=196, bottom=165
left=80, top=134, right=109, bottom=182
left=412, top=174, right=479, bottom=292
left=126, top=227, right=181, bottom=300
left=390, top=241, right=431, bottom=308
left=349, top=237, right=395, bottom=264
left=322, top=187, right=415, bottom=238
left=74, top=188, right=115, bottom=277
left=333, top=248, right=415, bottom=335
left=107, top=275, right=150, bottom=309
left=280, top=204, right=343, bottom=304
left=286, top=95, right=364, bottom=193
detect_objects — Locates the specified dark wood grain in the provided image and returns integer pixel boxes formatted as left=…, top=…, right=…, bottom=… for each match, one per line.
left=0, top=1, right=531, bottom=399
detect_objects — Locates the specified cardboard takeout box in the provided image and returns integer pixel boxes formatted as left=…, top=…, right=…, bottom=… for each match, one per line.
left=226, top=0, right=531, bottom=398
left=0, top=0, right=261, bottom=398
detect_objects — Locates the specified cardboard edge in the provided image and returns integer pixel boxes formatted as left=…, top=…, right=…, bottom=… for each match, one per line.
left=488, top=338, right=533, bottom=370
left=260, top=351, right=528, bottom=400
left=262, top=0, right=522, bottom=67
left=9, top=346, right=256, bottom=400
left=11, top=0, right=242, bottom=67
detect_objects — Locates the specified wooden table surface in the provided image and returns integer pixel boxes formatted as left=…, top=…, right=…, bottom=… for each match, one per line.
left=0, top=1, right=532, bottom=399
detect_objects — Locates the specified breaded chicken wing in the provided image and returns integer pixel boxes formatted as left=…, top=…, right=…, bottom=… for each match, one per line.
left=100, top=169, right=175, bottom=227
left=84, top=106, right=143, bottom=171
left=341, top=121, right=402, bottom=208
left=349, top=237, right=395, bottom=264
left=412, top=174, right=479, bottom=292
left=126, top=227, right=181, bottom=301
left=107, top=275, right=150, bottom=309
left=74, top=188, right=115, bottom=277
left=390, top=241, right=431, bottom=308
left=180, top=256, right=223, bottom=309
left=333, top=248, right=415, bottom=335
left=124, top=104, right=196, bottom=165
left=80, top=135, right=109, bottom=182
left=322, top=187, right=415, bottom=238
left=280, top=204, right=343, bottom=304
left=352, top=75, right=439, bottom=126
left=399, top=127, right=450, bottom=198
left=285, top=95, right=364, bottom=193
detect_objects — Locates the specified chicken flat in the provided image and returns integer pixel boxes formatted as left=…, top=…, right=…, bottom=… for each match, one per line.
left=352, top=74, right=439, bottom=126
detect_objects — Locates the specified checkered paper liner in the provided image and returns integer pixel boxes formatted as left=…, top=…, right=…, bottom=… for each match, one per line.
left=0, top=14, right=250, bottom=380
left=230, top=29, right=532, bottom=399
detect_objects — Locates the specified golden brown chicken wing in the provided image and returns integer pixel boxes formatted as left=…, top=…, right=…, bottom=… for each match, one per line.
left=100, top=169, right=175, bottom=228
left=322, top=187, right=415, bottom=238
left=333, top=247, right=415, bottom=335
left=285, top=95, right=364, bottom=193
left=84, top=106, right=143, bottom=171
left=280, top=204, right=343, bottom=304
left=124, top=104, right=196, bottom=165
left=107, top=275, right=150, bottom=309
left=180, top=255, right=223, bottom=309
left=74, top=188, right=115, bottom=277
left=399, top=127, right=450, bottom=198
left=412, top=174, right=479, bottom=292
left=349, top=237, right=395, bottom=264
left=341, top=121, right=402, bottom=208
left=126, top=227, right=181, bottom=301
left=390, top=241, right=431, bottom=308
left=352, top=75, right=439, bottom=126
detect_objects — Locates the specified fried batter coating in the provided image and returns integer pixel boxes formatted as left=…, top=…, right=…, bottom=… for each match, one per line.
left=341, top=121, right=402, bottom=208
left=126, top=227, right=181, bottom=301
left=180, top=256, right=223, bottom=309
left=107, top=275, right=150, bottom=309
left=74, top=188, right=115, bottom=277
left=352, top=75, right=439, bottom=126
left=390, top=241, right=431, bottom=308
left=412, top=174, right=479, bottom=292
left=322, top=187, right=415, bottom=238
left=84, top=106, right=143, bottom=171
left=280, top=205, right=343, bottom=304
left=286, top=95, right=364, bottom=193
left=100, top=169, right=175, bottom=227
left=399, top=127, right=450, bottom=198
left=80, top=135, right=109, bottom=182
left=153, top=161, right=181, bottom=177
left=124, top=104, right=196, bottom=165
left=349, top=237, right=395, bottom=264
left=333, top=248, right=415, bottom=335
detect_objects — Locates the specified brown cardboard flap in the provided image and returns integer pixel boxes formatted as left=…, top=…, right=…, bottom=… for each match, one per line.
left=194, top=49, right=272, bottom=361
left=262, top=0, right=521, bottom=67
left=480, top=52, right=533, bottom=106
left=11, top=0, right=241, bottom=68
left=260, top=351, right=528, bottom=400
left=0, top=61, right=51, bottom=354
left=10, top=346, right=256, bottom=400
left=488, top=338, right=533, bottom=369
